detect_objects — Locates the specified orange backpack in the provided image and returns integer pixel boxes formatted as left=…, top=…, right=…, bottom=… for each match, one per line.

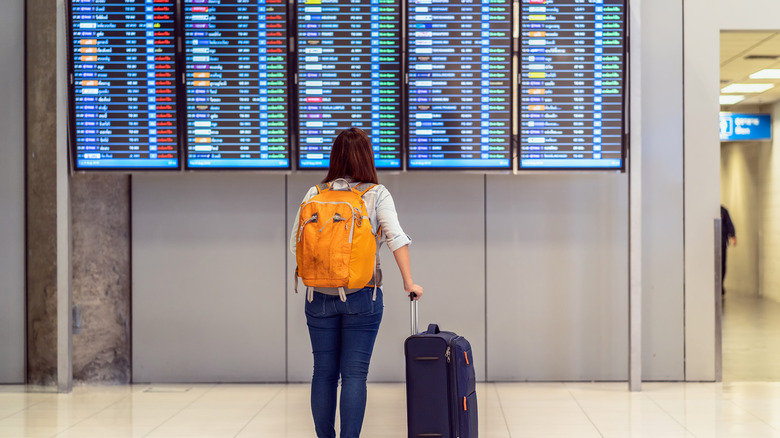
left=295, top=179, right=379, bottom=301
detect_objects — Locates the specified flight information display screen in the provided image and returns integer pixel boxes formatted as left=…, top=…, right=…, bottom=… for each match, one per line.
left=518, top=0, right=626, bottom=170
left=296, top=0, right=403, bottom=170
left=69, top=0, right=179, bottom=170
left=184, top=0, right=290, bottom=169
left=406, top=0, right=513, bottom=170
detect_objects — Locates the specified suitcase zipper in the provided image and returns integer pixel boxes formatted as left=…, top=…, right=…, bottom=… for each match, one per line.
left=447, top=339, right=461, bottom=438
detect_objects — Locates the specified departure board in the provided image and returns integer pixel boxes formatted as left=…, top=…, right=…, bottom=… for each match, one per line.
left=184, top=0, right=290, bottom=169
left=296, top=0, right=403, bottom=170
left=518, top=0, right=626, bottom=170
left=406, top=0, right=513, bottom=170
left=70, top=0, right=179, bottom=170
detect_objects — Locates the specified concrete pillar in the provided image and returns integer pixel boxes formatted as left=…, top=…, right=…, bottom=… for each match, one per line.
left=72, top=175, right=131, bottom=383
left=27, top=0, right=72, bottom=389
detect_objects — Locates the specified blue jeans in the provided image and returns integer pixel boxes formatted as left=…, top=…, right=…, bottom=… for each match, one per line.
left=305, top=287, right=383, bottom=438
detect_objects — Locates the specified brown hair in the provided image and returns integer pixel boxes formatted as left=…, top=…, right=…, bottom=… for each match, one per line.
left=323, top=127, right=379, bottom=184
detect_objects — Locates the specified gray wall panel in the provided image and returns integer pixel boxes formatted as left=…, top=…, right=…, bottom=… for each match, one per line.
left=486, top=174, right=628, bottom=381
left=0, top=0, right=26, bottom=384
left=683, top=0, right=720, bottom=381
left=641, top=0, right=685, bottom=381
left=287, top=173, right=486, bottom=382
left=132, top=174, right=286, bottom=382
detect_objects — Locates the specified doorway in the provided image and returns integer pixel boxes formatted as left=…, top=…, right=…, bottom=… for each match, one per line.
left=719, top=30, right=780, bottom=381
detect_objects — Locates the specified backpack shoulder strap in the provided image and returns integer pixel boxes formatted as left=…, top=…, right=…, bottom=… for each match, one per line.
left=353, top=182, right=377, bottom=197
left=315, top=183, right=330, bottom=194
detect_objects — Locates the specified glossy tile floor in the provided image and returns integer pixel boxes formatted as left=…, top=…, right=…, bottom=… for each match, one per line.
left=723, top=293, right=780, bottom=381
left=5, top=381, right=780, bottom=437
left=2, top=293, right=780, bottom=437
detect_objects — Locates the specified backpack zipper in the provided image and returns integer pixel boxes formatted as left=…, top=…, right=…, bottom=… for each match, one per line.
left=319, top=213, right=345, bottom=232
left=301, top=199, right=374, bottom=245
left=297, top=213, right=318, bottom=243
left=348, top=208, right=356, bottom=243
left=300, top=201, right=362, bottom=244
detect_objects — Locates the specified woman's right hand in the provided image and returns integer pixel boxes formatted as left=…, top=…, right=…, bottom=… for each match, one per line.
left=407, top=283, right=423, bottom=301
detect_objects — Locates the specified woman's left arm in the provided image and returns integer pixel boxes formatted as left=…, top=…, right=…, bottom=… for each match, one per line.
left=374, top=186, right=412, bottom=251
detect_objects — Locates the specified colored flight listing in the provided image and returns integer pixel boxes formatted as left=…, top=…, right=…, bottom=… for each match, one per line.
left=70, top=0, right=179, bottom=169
left=184, top=0, right=291, bottom=169
left=407, top=0, right=513, bottom=170
left=519, top=0, right=626, bottom=170
left=296, top=0, right=403, bottom=169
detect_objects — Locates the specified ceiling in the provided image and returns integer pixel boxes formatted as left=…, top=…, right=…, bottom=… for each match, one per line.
left=721, top=31, right=780, bottom=110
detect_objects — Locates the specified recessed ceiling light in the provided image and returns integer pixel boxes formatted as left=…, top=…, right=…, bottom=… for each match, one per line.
left=744, top=55, right=780, bottom=60
left=719, top=95, right=745, bottom=105
left=750, top=69, right=780, bottom=79
left=721, top=83, right=774, bottom=93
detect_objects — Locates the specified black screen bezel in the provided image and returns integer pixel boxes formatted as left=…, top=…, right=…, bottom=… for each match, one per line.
left=181, top=0, right=294, bottom=171
left=293, top=0, right=405, bottom=171
left=67, top=0, right=184, bottom=172
left=404, top=0, right=515, bottom=172
left=515, top=0, right=629, bottom=172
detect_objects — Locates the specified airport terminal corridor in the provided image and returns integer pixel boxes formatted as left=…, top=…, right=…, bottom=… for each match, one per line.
left=719, top=30, right=780, bottom=383
left=7, top=1, right=780, bottom=438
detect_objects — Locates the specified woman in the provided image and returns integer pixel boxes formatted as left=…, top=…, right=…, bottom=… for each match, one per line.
left=290, top=127, right=423, bottom=438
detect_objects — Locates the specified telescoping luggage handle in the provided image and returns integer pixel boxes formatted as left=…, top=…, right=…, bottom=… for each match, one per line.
left=410, top=293, right=418, bottom=336
left=409, top=293, right=440, bottom=336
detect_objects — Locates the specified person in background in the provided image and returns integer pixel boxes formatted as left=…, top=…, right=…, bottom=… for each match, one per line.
left=721, top=205, right=737, bottom=295
left=290, top=127, right=424, bottom=438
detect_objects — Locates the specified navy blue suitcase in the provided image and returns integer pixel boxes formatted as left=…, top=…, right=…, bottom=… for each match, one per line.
left=404, top=298, right=478, bottom=438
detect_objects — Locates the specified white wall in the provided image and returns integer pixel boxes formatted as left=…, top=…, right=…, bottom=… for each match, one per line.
left=721, top=140, right=764, bottom=297
left=718, top=0, right=780, bottom=30
left=719, top=105, right=763, bottom=298
left=0, top=0, right=26, bottom=384
left=759, top=103, right=780, bottom=303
